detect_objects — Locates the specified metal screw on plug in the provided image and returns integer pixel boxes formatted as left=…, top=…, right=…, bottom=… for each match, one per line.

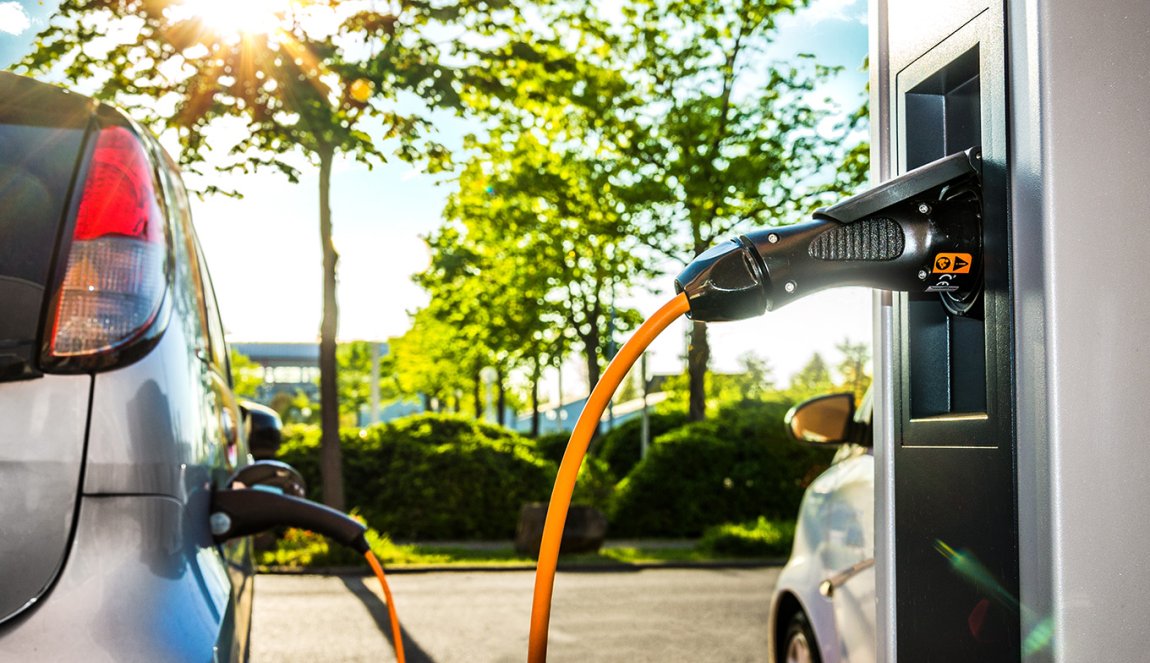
left=767, top=233, right=779, bottom=244
left=918, top=269, right=929, bottom=281
left=210, top=512, right=232, bottom=537
left=917, top=202, right=932, bottom=215
left=784, top=281, right=797, bottom=294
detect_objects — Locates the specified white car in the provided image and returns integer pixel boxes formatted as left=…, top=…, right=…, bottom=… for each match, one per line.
left=768, top=390, right=876, bottom=663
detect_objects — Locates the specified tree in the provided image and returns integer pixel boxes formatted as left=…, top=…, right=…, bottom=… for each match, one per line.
left=612, top=0, right=865, bottom=421
left=390, top=307, right=476, bottom=414
left=834, top=338, right=871, bottom=401
left=20, top=0, right=516, bottom=509
left=229, top=348, right=264, bottom=400
left=416, top=207, right=556, bottom=429
left=336, top=341, right=397, bottom=424
left=731, top=351, right=775, bottom=401
left=420, top=15, right=649, bottom=420
left=429, top=130, right=645, bottom=394
left=788, top=352, right=834, bottom=400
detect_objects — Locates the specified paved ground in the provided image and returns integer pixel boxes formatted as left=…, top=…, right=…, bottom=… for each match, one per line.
left=251, top=566, right=780, bottom=662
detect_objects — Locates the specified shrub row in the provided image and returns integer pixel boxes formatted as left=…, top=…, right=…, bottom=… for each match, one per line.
left=607, top=400, right=833, bottom=537
left=277, top=401, right=831, bottom=541
left=277, top=414, right=554, bottom=540
left=698, top=517, right=796, bottom=557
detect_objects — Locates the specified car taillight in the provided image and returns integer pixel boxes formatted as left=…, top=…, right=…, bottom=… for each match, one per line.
left=47, top=126, right=168, bottom=359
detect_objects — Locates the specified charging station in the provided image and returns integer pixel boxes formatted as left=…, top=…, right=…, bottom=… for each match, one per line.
left=874, top=3, right=1018, bottom=660
left=873, top=1, right=1150, bottom=660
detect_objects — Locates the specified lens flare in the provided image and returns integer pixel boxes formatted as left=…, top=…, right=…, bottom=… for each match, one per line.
left=172, top=0, right=291, bottom=38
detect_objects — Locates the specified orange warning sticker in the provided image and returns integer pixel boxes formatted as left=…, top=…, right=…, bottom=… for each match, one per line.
left=932, top=253, right=973, bottom=274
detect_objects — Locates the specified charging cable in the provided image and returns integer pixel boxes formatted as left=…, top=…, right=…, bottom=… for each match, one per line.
left=212, top=486, right=405, bottom=662
left=528, top=293, right=690, bottom=663
left=366, top=550, right=406, bottom=663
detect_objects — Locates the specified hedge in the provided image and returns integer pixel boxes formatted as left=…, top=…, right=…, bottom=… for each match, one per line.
left=608, top=400, right=833, bottom=537
left=698, top=517, right=796, bottom=557
left=593, top=410, right=689, bottom=479
left=276, top=414, right=555, bottom=540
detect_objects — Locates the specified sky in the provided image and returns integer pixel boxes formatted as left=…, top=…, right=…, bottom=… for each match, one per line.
left=1, top=0, right=872, bottom=398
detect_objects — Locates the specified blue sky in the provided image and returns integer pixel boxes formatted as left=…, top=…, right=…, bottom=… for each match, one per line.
left=2, top=0, right=872, bottom=397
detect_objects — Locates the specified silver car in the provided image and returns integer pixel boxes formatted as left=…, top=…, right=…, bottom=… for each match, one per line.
left=769, top=390, right=875, bottom=663
left=0, top=72, right=260, bottom=661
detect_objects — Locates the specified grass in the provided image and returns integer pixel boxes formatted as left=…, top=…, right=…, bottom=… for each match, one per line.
left=257, top=527, right=786, bottom=571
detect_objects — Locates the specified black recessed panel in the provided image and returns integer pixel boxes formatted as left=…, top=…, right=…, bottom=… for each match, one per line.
left=893, top=10, right=1020, bottom=662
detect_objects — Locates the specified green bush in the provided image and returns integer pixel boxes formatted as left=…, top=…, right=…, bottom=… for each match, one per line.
left=608, top=400, right=832, bottom=537
left=527, top=432, right=617, bottom=510
left=571, top=455, right=616, bottom=511
left=532, top=432, right=571, bottom=465
left=594, top=410, right=688, bottom=479
left=698, top=517, right=796, bottom=557
left=276, top=414, right=555, bottom=540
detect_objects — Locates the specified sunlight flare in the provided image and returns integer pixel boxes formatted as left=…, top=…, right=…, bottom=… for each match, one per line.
left=172, top=0, right=293, bottom=38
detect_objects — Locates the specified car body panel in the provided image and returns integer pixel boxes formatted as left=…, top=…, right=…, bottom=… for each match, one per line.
left=0, top=495, right=238, bottom=662
left=823, top=452, right=875, bottom=663
left=770, top=444, right=876, bottom=663
left=0, top=375, right=91, bottom=621
left=83, top=318, right=224, bottom=498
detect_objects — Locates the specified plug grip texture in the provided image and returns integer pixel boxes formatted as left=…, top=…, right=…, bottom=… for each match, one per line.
left=808, top=217, right=905, bottom=261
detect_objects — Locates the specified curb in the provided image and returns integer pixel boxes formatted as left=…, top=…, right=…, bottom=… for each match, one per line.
left=260, top=558, right=786, bottom=575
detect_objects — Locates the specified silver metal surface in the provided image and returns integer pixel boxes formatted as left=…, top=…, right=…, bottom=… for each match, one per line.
left=873, top=290, right=896, bottom=663
left=0, top=374, right=90, bottom=622
left=83, top=325, right=220, bottom=498
left=1008, top=0, right=1150, bottom=659
left=1007, top=1, right=1054, bottom=659
left=0, top=495, right=234, bottom=662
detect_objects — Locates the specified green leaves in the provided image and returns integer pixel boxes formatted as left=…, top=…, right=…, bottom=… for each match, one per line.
left=15, top=0, right=520, bottom=174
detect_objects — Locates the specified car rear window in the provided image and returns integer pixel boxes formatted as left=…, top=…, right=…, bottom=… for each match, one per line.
left=0, top=120, right=88, bottom=377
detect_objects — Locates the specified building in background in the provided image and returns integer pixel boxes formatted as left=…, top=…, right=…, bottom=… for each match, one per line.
left=231, top=342, right=322, bottom=404
left=233, top=341, right=420, bottom=426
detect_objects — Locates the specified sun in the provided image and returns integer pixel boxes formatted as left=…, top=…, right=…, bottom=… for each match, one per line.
left=173, top=0, right=293, bottom=38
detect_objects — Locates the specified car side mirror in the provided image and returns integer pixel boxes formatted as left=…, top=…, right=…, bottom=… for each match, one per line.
left=240, top=400, right=282, bottom=460
left=785, top=393, right=856, bottom=444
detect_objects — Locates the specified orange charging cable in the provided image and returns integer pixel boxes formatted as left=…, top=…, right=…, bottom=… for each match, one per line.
left=528, top=293, right=690, bottom=663
left=366, top=550, right=406, bottom=663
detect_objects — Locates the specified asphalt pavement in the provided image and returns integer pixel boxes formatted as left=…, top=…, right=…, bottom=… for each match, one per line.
left=251, top=566, right=780, bottom=662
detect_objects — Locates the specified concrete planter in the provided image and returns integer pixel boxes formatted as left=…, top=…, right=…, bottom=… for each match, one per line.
left=515, top=503, right=607, bottom=557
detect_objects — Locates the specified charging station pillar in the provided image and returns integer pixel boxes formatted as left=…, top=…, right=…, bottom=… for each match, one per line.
left=875, top=1, right=1150, bottom=661
left=872, top=2, right=1017, bottom=660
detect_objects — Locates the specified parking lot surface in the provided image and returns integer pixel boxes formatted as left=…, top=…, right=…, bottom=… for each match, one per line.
left=251, top=566, right=780, bottom=662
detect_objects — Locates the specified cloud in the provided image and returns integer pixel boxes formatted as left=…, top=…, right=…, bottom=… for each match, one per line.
left=800, top=0, right=867, bottom=25
left=0, top=2, right=32, bottom=35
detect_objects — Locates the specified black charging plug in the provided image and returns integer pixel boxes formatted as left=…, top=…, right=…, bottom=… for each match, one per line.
left=211, top=489, right=370, bottom=554
left=676, top=148, right=983, bottom=321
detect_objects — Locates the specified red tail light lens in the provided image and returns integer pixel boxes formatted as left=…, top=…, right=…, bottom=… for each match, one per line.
left=48, top=126, right=168, bottom=359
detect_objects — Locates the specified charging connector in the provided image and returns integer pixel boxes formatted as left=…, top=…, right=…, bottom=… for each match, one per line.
left=675, top=148, right=983, bottom=321
left=211, top=465, right=406, bottom=663
left=210, top=489, right=370, bottom=552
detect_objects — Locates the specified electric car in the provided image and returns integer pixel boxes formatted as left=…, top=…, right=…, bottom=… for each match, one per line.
left=0, top=72, right=264, bottom=660
left=769, top=389, right=875, bottom=663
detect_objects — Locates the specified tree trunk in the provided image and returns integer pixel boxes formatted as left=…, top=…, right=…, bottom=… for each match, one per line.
left=688, top=320, right=709, bottom=422
left=582, top=331, right=601, bottom=394
left=530, top=357, right=541, bottom=437
left=317, top=144, right=344, bottom=510
left=473, top=371, right=482, bottom=419
left=496, top=365, right=506, bottom=426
